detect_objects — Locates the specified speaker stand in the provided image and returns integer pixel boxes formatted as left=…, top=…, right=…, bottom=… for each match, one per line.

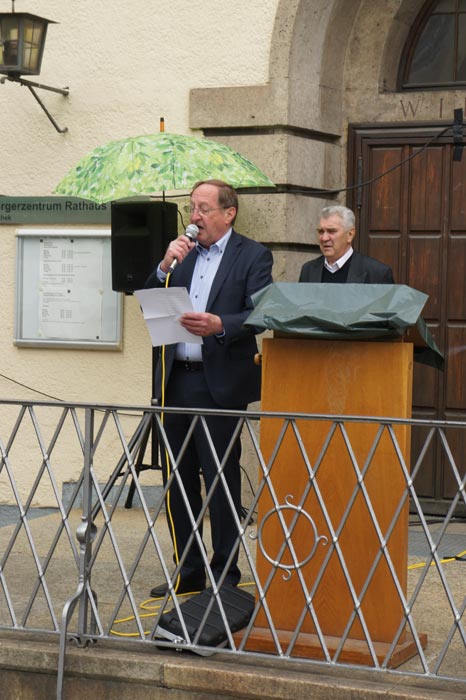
left=95, top=348, right=161, bottom=513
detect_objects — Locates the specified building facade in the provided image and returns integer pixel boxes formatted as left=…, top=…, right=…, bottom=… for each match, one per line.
left=1, top=0, right=463, bottom=511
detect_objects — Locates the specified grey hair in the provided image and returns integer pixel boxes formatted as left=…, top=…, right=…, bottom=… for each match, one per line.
left=320, top=205, right=355, bottom=231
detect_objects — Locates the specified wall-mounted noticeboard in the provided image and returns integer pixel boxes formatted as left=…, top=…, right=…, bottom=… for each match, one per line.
left=15, top=229, right=123, bottom=349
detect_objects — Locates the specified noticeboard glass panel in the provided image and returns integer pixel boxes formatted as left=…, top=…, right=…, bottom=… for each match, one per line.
left=15, top=228, right=122, bottom=349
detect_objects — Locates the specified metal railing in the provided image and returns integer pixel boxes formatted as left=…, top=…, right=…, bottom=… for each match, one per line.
left=0, top=399, right=465, bottom=699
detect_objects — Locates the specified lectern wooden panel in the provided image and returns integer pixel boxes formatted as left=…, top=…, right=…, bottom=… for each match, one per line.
left=241, top=337, right=426, bottom=665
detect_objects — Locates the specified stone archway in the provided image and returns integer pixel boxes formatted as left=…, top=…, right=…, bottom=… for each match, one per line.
left=189, top=0, right=367, bottom=279
left=189, top=0, right=444, bottom=280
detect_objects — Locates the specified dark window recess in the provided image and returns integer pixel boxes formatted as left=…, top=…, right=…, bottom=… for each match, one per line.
left=400, top=0, right=466, bottom=89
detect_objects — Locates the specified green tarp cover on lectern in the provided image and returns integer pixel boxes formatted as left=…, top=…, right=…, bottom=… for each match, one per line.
left=246, top=283, right=443, bottom=369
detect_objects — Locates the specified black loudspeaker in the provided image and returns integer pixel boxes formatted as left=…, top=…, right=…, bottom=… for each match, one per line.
left=111, top=200, right=178, bottom=293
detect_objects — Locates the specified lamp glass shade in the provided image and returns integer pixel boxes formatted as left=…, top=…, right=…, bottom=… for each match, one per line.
left=0, top=13, right=55, bottom=76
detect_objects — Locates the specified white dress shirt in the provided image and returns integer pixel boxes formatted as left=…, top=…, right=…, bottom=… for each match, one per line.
left=157, top=229, right=232, bottom=362
left=324, top=246, right=354, bottom=273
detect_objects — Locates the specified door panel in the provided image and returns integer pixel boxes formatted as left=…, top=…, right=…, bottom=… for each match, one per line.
left=451, top=157, right=466, bottom=224
left=412, top=356, right=439, bottom=407
left=447, top=236, right=466, bottom=316
left=409, top=148, right=443, bottom=229
left=408, top=235, right=442, bottom=316
left=367, top=235, right=400, bottom=276
left=348, top=124, right=465, bottom=514
left=446, top=326, right=466, bottom=408
left=369, top=148, right=404, bottom=231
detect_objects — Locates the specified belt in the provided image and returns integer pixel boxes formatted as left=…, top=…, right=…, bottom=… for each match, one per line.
left=174, top=360, right=204, bottom=371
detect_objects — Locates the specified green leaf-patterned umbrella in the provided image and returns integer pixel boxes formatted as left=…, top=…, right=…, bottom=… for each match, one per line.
left=54, top=132, right=275, bottom=204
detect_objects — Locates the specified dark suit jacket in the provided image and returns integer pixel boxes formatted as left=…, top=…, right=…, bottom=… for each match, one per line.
left=144, top=229, right=273, bottom=407
left=298, top=251, right=394, bottom=284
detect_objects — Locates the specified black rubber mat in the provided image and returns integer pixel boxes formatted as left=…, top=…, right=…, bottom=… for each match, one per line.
left=156, top=584, right=255, bottom=650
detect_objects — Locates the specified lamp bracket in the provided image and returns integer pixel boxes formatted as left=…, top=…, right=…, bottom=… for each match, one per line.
left=1, top=74, right=69, bottom=133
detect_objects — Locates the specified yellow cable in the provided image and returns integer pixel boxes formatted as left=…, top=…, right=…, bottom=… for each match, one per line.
left=110, top=591, right=199, bottom=637
left=408, top=548, right=466, bottom=570
left=158, top=270, right=181, bottom=594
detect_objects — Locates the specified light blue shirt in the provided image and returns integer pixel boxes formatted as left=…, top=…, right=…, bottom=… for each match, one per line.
left=158, top=229, right=232, bottom=361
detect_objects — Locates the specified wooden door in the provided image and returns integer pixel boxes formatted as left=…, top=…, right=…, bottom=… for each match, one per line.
left=348, top=123, right=466, bottom=515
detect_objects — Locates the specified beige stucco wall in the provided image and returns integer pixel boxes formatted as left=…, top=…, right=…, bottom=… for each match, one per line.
left=2, top=1, right=277, bottom=196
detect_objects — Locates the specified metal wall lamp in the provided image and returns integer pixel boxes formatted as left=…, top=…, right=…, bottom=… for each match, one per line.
left=0, top=2, right=69, bottom=133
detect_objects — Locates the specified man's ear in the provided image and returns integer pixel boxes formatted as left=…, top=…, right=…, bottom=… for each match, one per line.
left=225, top=207, right=236, bottom=225
left=348, top=227, right=356, bottom=243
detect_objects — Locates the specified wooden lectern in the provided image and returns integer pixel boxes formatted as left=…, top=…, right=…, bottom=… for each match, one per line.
left=240, top=336, right=426, bottom=666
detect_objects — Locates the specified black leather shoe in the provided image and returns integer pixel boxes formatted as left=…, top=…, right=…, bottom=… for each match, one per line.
left=150, top=574, right=206, bottom=598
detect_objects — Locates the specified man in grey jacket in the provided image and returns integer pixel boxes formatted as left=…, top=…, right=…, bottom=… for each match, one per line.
left=299, top=205, right=394, bottom=284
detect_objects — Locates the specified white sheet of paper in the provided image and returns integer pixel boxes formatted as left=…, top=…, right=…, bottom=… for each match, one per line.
left=134, top=287, right=203, bottom=347
left=38, top=238, right=104, bottom=340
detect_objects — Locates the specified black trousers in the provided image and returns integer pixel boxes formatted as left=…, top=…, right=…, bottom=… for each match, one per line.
left=160, top=364, right=245, bottom=585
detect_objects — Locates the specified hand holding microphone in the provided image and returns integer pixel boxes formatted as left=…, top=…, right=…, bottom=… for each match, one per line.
left=167, top=224, right=199, bottom=274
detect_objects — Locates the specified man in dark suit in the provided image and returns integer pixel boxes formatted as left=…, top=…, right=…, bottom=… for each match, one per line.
left=145, top=179, right=273, bottom=597
left=299, top=205, right=394, bottom=283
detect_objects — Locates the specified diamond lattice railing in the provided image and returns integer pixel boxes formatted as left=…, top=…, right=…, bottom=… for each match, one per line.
left=0, top=399, right=464, bottom=688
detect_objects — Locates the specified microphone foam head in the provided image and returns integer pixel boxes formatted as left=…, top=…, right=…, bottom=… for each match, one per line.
left=185, top=224, right=199, bottom=241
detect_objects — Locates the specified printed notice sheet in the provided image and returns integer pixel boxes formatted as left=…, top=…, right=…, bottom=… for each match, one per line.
left=134, top=287, right=202, bottom=346
left=38, top=238, right=104, bottom=340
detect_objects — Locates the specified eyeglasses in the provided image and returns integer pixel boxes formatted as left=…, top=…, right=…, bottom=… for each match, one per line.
left=188, top=205, right=227, bottom=216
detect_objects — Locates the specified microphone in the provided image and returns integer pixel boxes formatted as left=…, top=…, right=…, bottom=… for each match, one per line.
left=168, top=224, right=199, bottom=274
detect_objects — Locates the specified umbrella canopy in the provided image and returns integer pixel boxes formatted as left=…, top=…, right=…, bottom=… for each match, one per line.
left=54, top=132, right=275, bottom=204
